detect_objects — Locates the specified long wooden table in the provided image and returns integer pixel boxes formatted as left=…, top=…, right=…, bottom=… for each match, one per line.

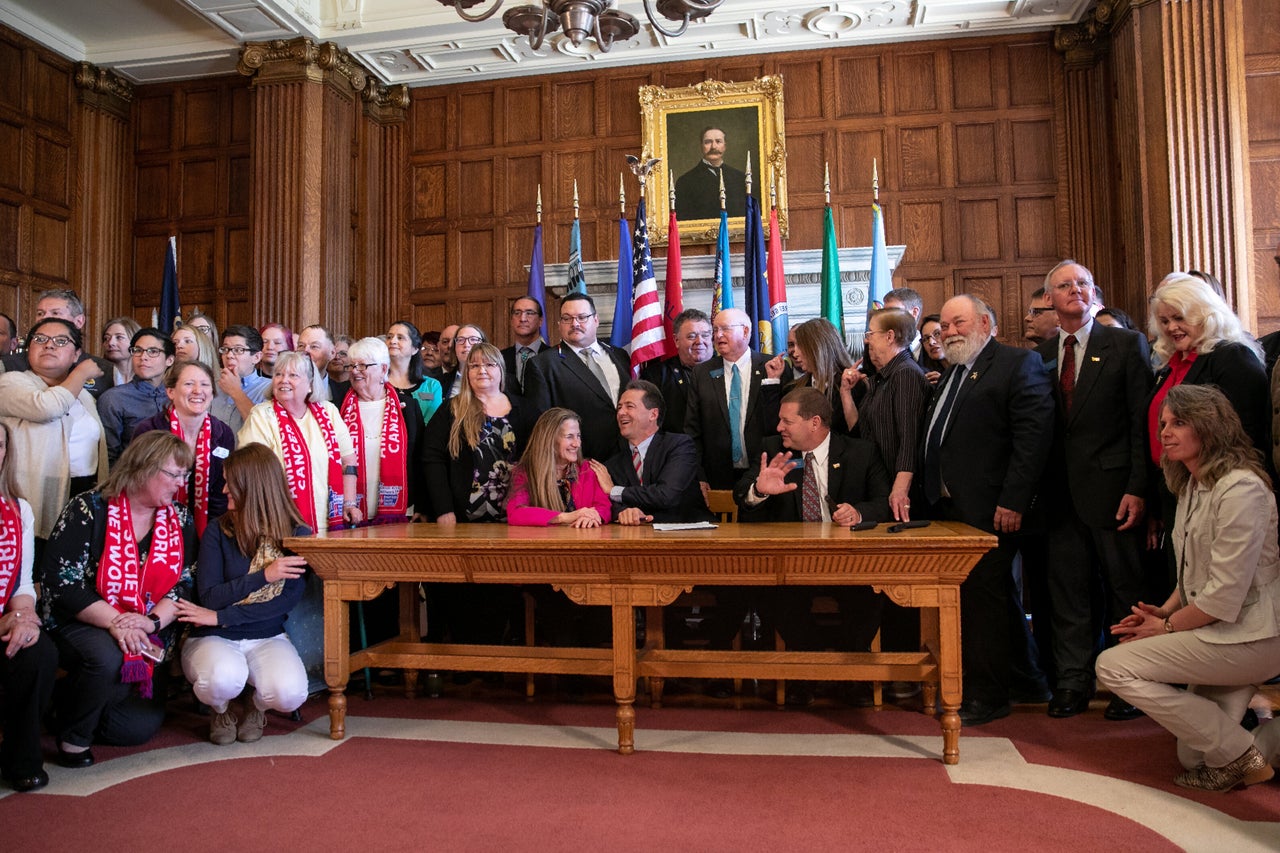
left=286, top=521, right=995, bottom=764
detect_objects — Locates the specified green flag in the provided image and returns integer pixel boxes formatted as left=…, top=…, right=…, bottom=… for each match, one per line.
left=820, top=205, right=843, bottom=335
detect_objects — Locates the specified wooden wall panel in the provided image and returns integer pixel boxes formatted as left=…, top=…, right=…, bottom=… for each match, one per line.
left=132, top=75, right=251, bottom=328
left=405, top=34, right=1070, bottom=344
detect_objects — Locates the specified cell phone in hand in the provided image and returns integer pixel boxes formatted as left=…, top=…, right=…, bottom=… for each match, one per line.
left=138, top=640, right=164, bottom=662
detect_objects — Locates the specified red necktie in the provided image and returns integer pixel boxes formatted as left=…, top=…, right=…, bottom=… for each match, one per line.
left=1061, top=334, right=1077, bottom=411
left=631, top=446, right=643, bottom=484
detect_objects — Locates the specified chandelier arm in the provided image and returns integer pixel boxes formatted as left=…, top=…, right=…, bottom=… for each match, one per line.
left=528, top=2, right=550, bottom=51
left=642, top=0, right=688, bottom=38
left=452, top=0, right=507, bottom=23
left=595, top=14, right=613, bottom=53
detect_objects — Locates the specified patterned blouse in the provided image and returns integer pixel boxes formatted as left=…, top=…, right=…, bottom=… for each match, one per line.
left=466, top=415, right=517, bottom=522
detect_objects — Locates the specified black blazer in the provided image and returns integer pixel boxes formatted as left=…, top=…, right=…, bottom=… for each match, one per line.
left=639, top=355, right=698, bottom=435
left=922, top=338, right=1055, bottom=533
left=683, top=352, right=789, bottom=489
left=522, top=340, right=632, bottom=462
left=1149, top=341, right=1270, bottom=465
left=604, top=430, right=714, bottom=523
left=1036, top=324, right=1153, bottom=529
left=500, top=340, right=547, bottom=398
left=420, top=394, right=538, bottom=520
left=732, top=433, right=892, bottom=524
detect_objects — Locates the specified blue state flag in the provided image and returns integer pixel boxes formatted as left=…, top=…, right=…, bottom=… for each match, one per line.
left=527, top=224, right=549, bottom=342
left=711, top=210, right=732, bottom=314
left=868, top=201, right=891, bottom=317
left=743, top=194, right=770, bottom=353
left=610, top=215, right=634, bottom=349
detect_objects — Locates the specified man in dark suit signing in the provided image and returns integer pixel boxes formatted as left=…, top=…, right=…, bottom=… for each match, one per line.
left=1035, top=260, right=1153, bottom=721
left=684, top=307, right=789, bottom=491
left=523, top=292, right=630, bottom=463
left=591, top=380, right=712, bottom=525
left=735, top=387, right=892, bottom=679
left=922, top=294, right=1055, bottom=725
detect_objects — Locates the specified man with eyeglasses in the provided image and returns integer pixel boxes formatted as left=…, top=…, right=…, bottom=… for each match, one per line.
left=639, top=308, right=713, bottom=434
left=2, top=289, right=115, bottom=398
left=1035, top=260, right=1153, bottom=723
left=96, top=328, right=175, bottom=465
left=1023, top=287, right=1060, bottom=345
left=684, top=307, right=789, bottom=493
left=501, top=297, right=547, bottom=397
left=523, top=293, right=631, bottom=462
left=297, top=325, right=348, bottom=404
left=920, top=294, right=1054, bottom=726
left=211, top=325, right=271, bottom=432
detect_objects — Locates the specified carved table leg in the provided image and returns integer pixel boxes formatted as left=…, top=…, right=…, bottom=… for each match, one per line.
left=645, top=605, right=665, bottom=709
left=324, top=581, right=352, bottom=740
left=919, top=605, right=940, bottom=716
left=612, top=597, right=638, bottom=755
left=936, top=586, right=963, bottom=764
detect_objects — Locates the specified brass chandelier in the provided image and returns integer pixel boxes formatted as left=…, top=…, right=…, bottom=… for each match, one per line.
left=435, top=0, right=723, bottom=52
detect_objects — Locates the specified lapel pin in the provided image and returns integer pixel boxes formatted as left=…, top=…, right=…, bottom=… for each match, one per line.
left=969, top=371, right=979, bottom=380
left=1090, top=356, right=1100, bottom=362
left=832, top=462, right=841, bottom=470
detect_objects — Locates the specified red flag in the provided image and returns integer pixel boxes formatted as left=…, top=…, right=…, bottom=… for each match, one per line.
left=662, top=209, right=683, bottom=359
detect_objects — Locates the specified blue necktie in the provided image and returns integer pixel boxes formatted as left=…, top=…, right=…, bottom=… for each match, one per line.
left=729, top=363, right=743, bottom=465
left=923, top=366, right=965, bottom=503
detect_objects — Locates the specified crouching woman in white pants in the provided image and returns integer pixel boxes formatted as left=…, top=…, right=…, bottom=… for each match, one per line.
left=175, top=444, right=311, bottom=744
left=1097, top=384, right=1280, bottom=792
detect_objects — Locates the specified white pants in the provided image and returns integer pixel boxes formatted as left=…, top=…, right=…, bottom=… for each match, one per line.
left=1096, top=630, right=1280, bottom=768
left=182, top=634, right=308, bottom=715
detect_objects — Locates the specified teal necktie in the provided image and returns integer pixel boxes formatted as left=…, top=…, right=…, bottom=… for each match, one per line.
left=729, top=363, right=743, bottom=465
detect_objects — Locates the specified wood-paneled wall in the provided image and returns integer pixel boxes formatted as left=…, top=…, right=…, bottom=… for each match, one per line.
left=1244, top=1, right=1280, bottom=333
left=0, top=29, right=77, bottom=329
left=132, top=77, right=253, bottom=327
left=406, top=35, right=1067, bottom=344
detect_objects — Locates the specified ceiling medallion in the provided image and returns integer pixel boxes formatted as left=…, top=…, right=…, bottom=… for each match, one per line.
left=435, top=0, right=722, bottom=52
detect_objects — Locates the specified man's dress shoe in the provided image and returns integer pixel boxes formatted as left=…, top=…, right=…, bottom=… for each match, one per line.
left=1103, top=697, right=1145, bottom=721
left=1047, top=688, right=1091, bottom=718
left=958, top=698, right=1010, bottom=726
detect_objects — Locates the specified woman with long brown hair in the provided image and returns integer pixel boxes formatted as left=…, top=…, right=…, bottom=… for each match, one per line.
left=508, top=407, right=611, bottom=527
left=175, top=445, right=310, bottom=745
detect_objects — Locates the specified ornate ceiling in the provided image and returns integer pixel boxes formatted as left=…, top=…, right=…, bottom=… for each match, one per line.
left=0, top=0, right=1094, bottom=87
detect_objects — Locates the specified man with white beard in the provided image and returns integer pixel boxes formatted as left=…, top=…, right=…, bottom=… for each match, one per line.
left=920, top=294, right=1055, bottom=726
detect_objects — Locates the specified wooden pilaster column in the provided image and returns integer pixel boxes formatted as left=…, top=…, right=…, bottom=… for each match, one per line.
left=356, top=83, right=410, bottom=338
left=238, top=38, right=366, bottom=332
left=73, top=63, right=133, bottom=329
left=1083, top=0, right=1253, bottom=319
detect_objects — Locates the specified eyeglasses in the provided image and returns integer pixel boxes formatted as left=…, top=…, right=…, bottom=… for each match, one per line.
left=1053, top=279, right=1093, bottom=292
left=218, top=346, right=255, bottom=355
left=559, top=313, right=596, bottom=324
left=129, top=346, right=167, bottom=358
left=468, top=361, right=500, bottom=371
left=511, top=309, right=541, bottom=318
left=924, top=330, right=944, bottom=341
left=712, top=325, right=746, bottom=335
left=454, top=336, right=484, bottom=346
left=1025, top=307, right=1054, bottom=316
left=30, top=334, right=73, bottom=348
left=159, top=468, right=187, bottom=481
left=349, top=362, right=381, bottom=374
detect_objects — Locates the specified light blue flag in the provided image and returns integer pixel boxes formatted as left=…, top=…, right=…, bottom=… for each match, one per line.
left=712, top=209, right=732, bottom=314
left=567, top=218, right=587, bottom=295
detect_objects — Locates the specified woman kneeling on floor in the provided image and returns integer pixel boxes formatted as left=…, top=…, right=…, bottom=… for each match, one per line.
left=1097, top=384, right=1280, bottom=792
left=175, top=444, right=311, bottom=744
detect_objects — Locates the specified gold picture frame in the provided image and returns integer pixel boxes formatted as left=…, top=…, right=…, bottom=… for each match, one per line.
left=639, top=76, right=788, bottom=246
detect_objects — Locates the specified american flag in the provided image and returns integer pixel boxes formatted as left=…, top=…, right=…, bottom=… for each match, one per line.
left=628, top=197, right=665, bottom=376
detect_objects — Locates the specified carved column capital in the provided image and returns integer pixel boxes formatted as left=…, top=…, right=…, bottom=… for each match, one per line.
left=74, top=62, right=134, bottom=121
left=238, top=36, right=369, bottom=96
left=1054, top=0, right=1124, bottom=68
left=363, top=81, right=410, bottom=124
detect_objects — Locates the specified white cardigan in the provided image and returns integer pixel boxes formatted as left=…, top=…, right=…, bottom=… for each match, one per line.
left=0, top=370, right=109, bottom=538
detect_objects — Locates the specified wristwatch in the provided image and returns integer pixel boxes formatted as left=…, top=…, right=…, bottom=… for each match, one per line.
left=1162, top=617, right=1174, bottom=633
left=149, top=613, right=162, bottom=633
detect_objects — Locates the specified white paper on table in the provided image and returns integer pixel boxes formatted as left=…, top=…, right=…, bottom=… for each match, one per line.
left=652, top=522, right=719, bottom=531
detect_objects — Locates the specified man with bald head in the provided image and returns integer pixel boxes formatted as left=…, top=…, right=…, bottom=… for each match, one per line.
left=921, top=293, right=1054, bottom=725
left=684, top=307, right=790, bottom=490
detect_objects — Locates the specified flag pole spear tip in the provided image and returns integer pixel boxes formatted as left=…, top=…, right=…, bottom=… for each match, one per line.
left=745, top=151, right=753, bottom=196
left=719, top=168, right=726, bottom=211
left=824, top=161, right=831, bottom=206
left=573, top=179, right=579, bottom=219
left=770, top=168, right=777, bottom=209
left=536, top=184, right=542, bottom=224
left=873, top=158, right=879, bottom=203
left=669, top=169, right=675, bottom=210
left=619, top=173, right=625, bottom=215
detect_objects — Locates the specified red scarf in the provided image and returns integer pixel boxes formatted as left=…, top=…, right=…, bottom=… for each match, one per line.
left=96, top=493, right=184, bottom=696
left=275, top=400, right=344, bottom=529
left=0, top=496, right=21, bottom=609
left=169, top=409, right=211, bottom=538
left=1149, top=350, right=1199, bottom=465
left=339, top=386, right=409, bottom=518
